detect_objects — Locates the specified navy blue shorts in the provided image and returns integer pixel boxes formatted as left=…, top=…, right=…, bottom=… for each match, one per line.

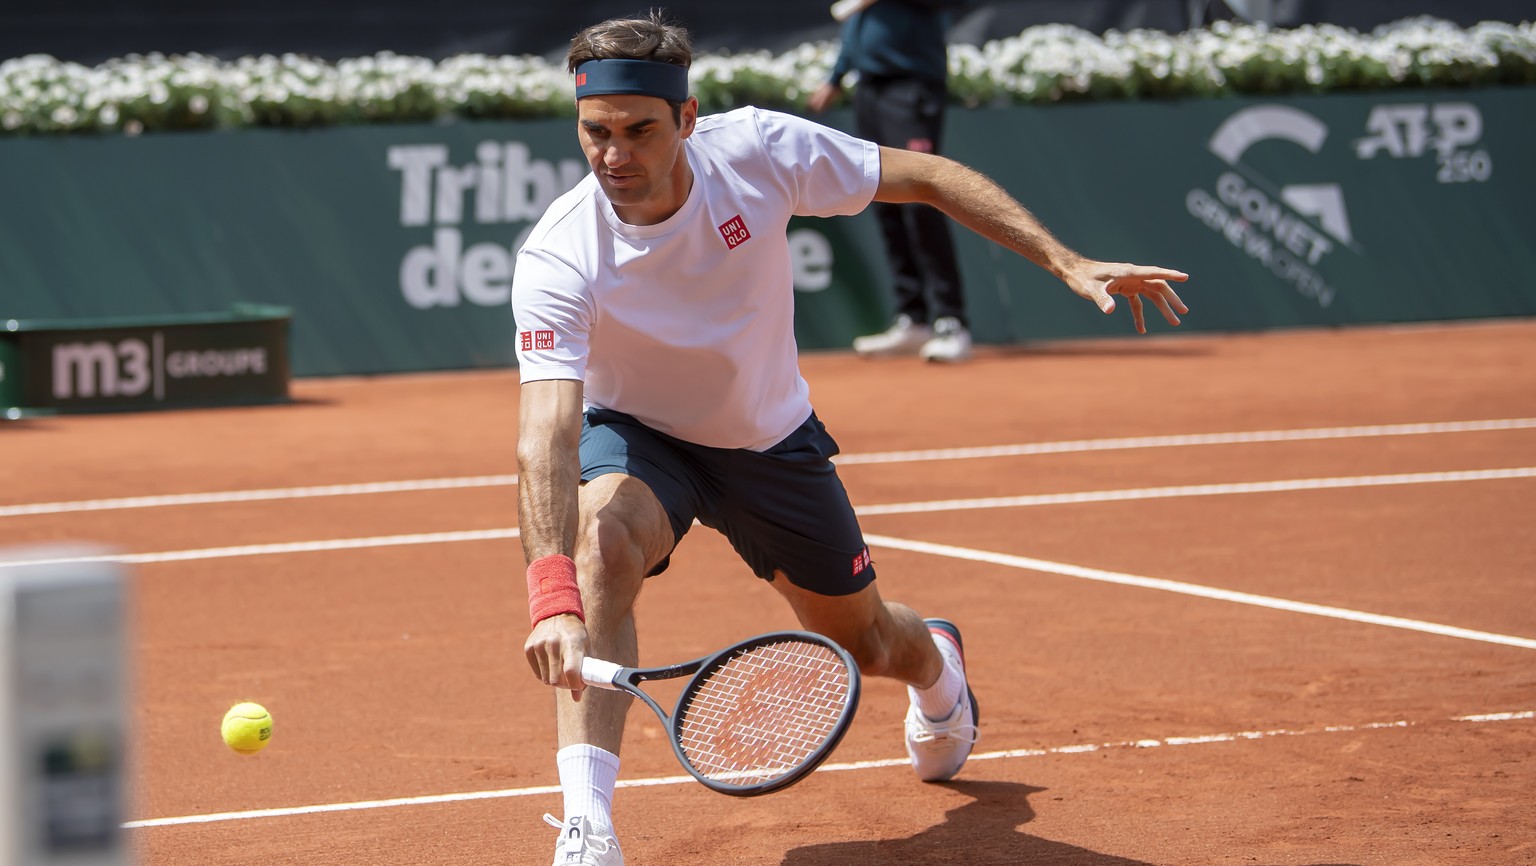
left=578, top=408, right=875, bottom=596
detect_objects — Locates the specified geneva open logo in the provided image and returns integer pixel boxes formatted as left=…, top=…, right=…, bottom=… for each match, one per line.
left=1186, top=105, right=1352, bottom=308
left=1185, top=101, right=1491, bottom=310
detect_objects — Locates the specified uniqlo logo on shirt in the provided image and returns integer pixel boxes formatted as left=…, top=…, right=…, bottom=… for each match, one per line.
left=520, top=329, right=556, bottom=351
left=718, top=215, right=751, bottom=249
left=852, top=546, right=872, bottom=577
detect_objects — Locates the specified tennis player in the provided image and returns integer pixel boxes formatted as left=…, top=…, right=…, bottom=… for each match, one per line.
left=515, top=11, right=1189, bottom=865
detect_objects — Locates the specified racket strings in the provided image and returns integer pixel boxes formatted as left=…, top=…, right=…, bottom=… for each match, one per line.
left=676, top=640, right=852, bottom=784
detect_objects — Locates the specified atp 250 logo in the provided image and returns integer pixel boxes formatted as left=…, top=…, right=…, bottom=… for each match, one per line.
left=1355, top=102, right=1491, bottom=182
left=1185, top=101, right=1491, bottom=309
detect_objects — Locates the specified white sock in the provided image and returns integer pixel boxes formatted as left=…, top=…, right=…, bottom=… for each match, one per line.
left=910, top=630, right=965, bottom=721
left=557, top=744, right=620, bottom=833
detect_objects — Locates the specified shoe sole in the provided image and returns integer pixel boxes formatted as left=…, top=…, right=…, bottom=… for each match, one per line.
left=855, top=341, right=930, bottom=358
left=923, top=618, right=980, bottom=731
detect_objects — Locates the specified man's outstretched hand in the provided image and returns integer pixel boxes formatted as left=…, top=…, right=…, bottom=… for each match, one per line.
left=1066, top=262, right=1190, bottom=334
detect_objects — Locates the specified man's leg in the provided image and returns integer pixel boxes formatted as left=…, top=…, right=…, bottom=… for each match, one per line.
left=905, top=201, right=965, bottom=325
left=699, top=411, right=977, bottom=782
left=856, top=77, right=928, bottom=326
left=550, top=472, right=673, bottom=862
left=559, top=472, right=672, bottom=749
left=766, top=574, right=977, bottom=782
left=767, top=574, right=938, bottom=685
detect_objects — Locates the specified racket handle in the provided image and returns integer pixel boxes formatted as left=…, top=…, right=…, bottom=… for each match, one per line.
left=581, top=657, right=623, bottom=689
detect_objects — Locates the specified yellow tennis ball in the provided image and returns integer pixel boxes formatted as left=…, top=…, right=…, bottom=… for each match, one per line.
left=221, top=702, right=273, bottom=754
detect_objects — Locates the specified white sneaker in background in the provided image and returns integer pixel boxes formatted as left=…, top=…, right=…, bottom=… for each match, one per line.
left=545, top=814, right=623, bottom=866
left=919, top=317, right=973, bottom=363
left=853, top=314, right=932, bottom=357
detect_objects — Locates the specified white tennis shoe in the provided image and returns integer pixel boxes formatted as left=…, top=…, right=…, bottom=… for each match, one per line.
left=919, top=317, right=973, bottom=363
left=545, top=814, right=622, bottom=866
left=853, top=314, right=932, bottom=357
left=904, top=618, right=979, bottom=782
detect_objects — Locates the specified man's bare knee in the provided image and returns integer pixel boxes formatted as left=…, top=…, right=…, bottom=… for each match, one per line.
left=574, top=518, right=648, bottom=611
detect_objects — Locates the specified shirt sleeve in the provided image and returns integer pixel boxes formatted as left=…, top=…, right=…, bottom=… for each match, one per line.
left=755, top=109, right=881, bottom=218
left=511, top=246, right=592, bottom=384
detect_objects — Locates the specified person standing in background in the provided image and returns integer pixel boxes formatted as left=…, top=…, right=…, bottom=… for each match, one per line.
left=808, top=0, right=974, bottom=362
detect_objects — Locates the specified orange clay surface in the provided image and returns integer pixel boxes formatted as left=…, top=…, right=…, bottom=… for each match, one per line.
left=3, top=319, right=1534, bottom=865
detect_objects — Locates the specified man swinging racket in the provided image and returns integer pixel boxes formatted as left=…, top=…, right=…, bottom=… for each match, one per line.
left=513, top=10, right=1189, bottom=865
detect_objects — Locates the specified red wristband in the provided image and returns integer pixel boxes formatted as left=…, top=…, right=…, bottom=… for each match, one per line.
left=527, top=554, right=584, bottom=625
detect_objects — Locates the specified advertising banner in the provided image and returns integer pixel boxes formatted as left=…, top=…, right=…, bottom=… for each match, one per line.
left=0, top=305, right=290, bottom=415
left=940, top=87, right=1536, bottom=343
left=1, top=87, right=1531, bottom=377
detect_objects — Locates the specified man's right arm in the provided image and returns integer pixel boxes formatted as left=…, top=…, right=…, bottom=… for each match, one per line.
left=517, top=378, right=583, bottom=563
left=517, top=377, right=589, bottom=693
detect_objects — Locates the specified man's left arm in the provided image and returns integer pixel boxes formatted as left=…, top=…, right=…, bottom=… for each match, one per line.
left=875, top=146, right=1190, bottom=334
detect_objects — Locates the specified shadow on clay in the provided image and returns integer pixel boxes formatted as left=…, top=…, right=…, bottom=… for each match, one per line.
left=780, top=780, right=1362, bottom=866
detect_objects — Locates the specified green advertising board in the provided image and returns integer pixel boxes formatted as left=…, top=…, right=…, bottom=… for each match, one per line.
left=938, top=87, right=1536, bottom=344
left=0, top=304, right=291, bottom=416
left=0, top=87, right=1531, bottom=378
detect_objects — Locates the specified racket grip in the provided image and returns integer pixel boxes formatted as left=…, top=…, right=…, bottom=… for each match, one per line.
left=581, top=657, right=623, bottom=689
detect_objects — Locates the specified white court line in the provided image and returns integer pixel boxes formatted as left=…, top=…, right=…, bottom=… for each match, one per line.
left=7, top=464, right=1533, bottom=570
left=0, top=475, right=521, bottom=518
left=864, top=533, right=1536, bottom=650
left=10, top=466, right=1529, bottom=524
left=9, top=529, right=522, bottom=568
left=123, top=709, right=1534, bottom=829
left=832, top=418, right=1536, bottom=465
left=5, top=418, right=1533, bottom=517
left=6, top=469, right=1533, bottom=649
left=855, top=467, right=1536, bottom=515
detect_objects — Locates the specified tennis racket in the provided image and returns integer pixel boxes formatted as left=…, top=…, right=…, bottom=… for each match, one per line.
left=581, top=631, right=861, bottom=796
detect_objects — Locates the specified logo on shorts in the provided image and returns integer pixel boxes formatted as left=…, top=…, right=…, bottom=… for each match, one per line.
left=519, top=329, right=556, bottom=351
left=852, top=546, right=872, bottom=577
left=718, top=215, right=751, bottom=249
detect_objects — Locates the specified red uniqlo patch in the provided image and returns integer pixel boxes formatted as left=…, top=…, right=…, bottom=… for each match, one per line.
left=575, top=72, right=587, bottom=86
left=852, top=547, right=872, bottom=576
left=520, top=330, right=556, bottom=351
left=718, top=215, right=751, bottom=249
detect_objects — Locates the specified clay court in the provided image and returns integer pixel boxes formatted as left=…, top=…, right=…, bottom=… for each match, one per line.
left=4, top=318, right=1534, bottom=865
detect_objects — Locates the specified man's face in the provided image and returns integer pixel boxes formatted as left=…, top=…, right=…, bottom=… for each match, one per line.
left=576, top=93, right=697, bottom=224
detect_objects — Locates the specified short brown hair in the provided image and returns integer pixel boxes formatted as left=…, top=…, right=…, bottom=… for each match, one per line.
left=566, top=9, right=694, bottom=73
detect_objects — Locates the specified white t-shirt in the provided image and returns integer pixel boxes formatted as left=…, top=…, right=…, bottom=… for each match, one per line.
left=512, top=106, right=881, bottom=451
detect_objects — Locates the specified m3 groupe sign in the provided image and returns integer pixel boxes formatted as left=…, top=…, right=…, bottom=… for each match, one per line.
left=0, top=307, right=291, bottom=417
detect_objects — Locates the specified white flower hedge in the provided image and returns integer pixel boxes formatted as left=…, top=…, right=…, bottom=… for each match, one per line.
left=2, top=16, right=1531, bottom=136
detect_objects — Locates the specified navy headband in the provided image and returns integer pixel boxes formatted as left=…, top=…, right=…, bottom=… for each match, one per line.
left=574, top=59, right=690, bottom=102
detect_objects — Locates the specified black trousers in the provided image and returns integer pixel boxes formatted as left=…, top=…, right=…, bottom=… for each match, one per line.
left=854, top=74, right=966, bottom=326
